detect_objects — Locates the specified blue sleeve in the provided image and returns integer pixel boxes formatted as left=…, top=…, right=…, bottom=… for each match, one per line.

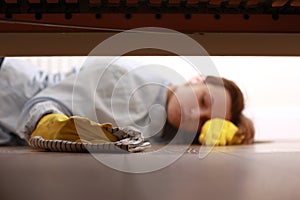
left=17, top=97, right=72, bottom=141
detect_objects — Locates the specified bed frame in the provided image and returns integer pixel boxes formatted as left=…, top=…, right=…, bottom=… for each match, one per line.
left=1, top=0, right=300, bottom=56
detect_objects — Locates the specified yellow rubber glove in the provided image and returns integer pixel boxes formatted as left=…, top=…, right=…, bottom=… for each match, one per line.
left=31, top=113, right=118, bottom=143
left=199, top=118, right=240, bottom=146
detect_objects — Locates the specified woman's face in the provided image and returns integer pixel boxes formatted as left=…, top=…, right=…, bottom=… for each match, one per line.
left=167, top=82, right=232, bottom=133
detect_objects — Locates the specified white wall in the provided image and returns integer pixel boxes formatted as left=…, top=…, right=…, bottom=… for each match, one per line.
left=212, top=56, right=300, bottom=141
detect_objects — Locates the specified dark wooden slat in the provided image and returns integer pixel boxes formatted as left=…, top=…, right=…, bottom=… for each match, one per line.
left=291, top=0, right=300, bottom=6
left=228, top=0, right=242, bottom=6
left=272, top=0, right=289, bottom=7
left=209, top=0, right=223, bottom=6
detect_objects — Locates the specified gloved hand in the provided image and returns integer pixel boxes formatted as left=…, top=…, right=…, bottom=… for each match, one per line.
left=29, top=114, right=151, bottom=152
left=31, top=113, right=118, bottom=143
left=199, top=118, right=241, bottom=146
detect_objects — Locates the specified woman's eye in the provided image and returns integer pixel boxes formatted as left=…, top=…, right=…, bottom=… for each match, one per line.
left=201, top=94, right=211, bottom=108
left=201, top=96, right=206, bottom=107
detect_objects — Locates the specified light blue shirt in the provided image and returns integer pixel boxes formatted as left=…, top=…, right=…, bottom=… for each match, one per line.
left=18, top=57, right=186, bottom=143
left=0, top=58, right=78, bottom=145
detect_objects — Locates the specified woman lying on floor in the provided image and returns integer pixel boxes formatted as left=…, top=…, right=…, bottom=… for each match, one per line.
left=0, top=57, right=255, bottom=151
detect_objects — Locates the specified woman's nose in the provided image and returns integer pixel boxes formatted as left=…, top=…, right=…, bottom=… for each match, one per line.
left=189, top=105, right=209, bottom=121
left=189, top=107, right=201, bottom=119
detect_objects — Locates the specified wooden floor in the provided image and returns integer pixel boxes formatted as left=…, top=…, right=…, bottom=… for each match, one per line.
left=1, top=141, right=300, bottom=200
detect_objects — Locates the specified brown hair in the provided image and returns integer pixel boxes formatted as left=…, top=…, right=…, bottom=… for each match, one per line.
left=205, top=76, right=255, bottom=144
